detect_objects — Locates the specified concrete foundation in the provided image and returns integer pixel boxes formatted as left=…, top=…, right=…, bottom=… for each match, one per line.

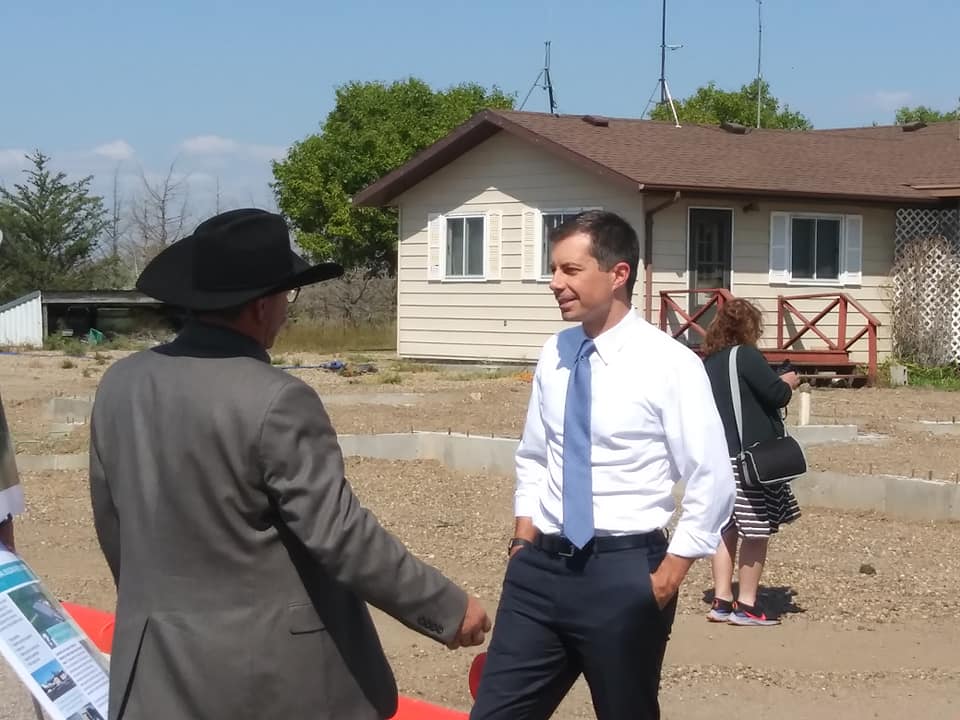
left=337, top=431, right=959, bottom=523
left=786, top=424, right=858, bottom=444
left=46, top=396, right=93, bottom=422
left=898, top=420, right=960, bottom=437
left=16, top=426, right=958, bottom=522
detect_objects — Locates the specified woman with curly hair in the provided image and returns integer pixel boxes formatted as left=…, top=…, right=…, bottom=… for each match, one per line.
left=701, top=298, right=801, bottom=626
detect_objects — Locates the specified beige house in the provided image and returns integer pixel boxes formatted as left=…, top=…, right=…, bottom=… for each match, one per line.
left=354, top=110, right=960, bottom=382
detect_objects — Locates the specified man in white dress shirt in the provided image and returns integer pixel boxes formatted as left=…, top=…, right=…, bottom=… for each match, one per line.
left=470, top=210, right=736, bottom=720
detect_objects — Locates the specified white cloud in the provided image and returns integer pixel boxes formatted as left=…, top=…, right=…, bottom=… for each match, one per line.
left=179, top=135, right=286, bottom=162
left=245, top=144, right=287, bottom=162
left=180, top=134, right=239, bottom=155
left=0, top=149, right=29, bottom=170
left=92, top=140, right=135, bottom=161
left=867, top=90, right=913, bottom=112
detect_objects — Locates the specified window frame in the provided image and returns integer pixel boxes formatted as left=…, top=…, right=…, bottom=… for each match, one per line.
left=442, top=214, right=487, bottom=281
left=535, top=207, right=602, bottom=281
left=788, top=213, right=844, bottom=283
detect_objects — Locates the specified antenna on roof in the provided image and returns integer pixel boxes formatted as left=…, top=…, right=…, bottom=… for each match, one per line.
left=642, top=0, right=681, bottom=127
left=520, top=41, right=559, bottom=115
left=755, top=0, right=763, bottom=128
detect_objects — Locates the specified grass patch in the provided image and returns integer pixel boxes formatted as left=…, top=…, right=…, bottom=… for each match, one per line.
left=379, top=372, right=403, bottom=385
left=904, top=364, right=960, bottom=390
left=61, top=359, right=76, bottom=369
left=390, top=359, right=436, bottom=374
left=446, top=367, right=519, bottom=382
left=273, top=321, right=395, bottom=354
left=882, top=360, right=960, bottom=390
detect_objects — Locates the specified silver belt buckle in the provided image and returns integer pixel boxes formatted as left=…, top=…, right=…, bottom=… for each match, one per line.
left=557, top=537, right=576, bottom=558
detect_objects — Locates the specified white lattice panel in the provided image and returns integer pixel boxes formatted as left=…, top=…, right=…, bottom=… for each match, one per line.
left=894, top=208, right=960, bottom=362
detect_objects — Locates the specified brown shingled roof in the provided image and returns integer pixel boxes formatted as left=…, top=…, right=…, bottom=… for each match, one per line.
left=352, top=109, right=960, bottom=207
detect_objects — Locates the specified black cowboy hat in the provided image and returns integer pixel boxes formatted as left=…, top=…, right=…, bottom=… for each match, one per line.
left=135, top=208, right=343, bottom=311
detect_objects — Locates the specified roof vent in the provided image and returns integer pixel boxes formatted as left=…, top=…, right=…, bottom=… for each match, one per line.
left=720, top=121, right=748, bottom=135
left=901, top=121, right=927, bottom=132
left=582, top=115, right=609, bottom=127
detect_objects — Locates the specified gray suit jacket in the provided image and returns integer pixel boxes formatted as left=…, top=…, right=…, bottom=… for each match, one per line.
left=89, top=322, right=467, bottom=720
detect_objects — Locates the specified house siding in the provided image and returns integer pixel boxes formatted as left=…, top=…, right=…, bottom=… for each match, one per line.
left=393, top=132, right=646, bottom=362
left=392, top=134, right=896, bottom=367
left=650, top=198, right=894, bottom=364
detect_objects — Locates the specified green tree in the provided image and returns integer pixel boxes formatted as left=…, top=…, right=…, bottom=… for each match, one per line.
left=650, top=79, right=812, bottom=130
left=0, top=150, right=110, bottom=301
left=895, top=105, right=959, bottom=124
left=272, top=78, right=515, bottom=275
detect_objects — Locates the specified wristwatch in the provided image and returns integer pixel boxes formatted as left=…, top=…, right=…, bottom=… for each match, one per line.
left=507, top=537, right=532, bottom=556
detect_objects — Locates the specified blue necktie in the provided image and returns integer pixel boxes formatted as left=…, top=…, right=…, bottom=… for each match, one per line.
left=562, top=338, right=596, bottom=549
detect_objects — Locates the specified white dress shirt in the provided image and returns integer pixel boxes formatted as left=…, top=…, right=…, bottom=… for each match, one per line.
left=514, top=308, right=736, bottom=558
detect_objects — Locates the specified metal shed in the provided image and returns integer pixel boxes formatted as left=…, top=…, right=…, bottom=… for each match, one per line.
left=0, top=290, right=177, bottom=347
left=0, top=291, right=43, bottom=346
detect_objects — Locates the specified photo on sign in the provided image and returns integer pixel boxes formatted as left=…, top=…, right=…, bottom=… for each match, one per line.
left=31, top=658, right=77, bottom=702
left=8, top=583, right=78, bottom=648
left=67, top=704, right=106, bottom=720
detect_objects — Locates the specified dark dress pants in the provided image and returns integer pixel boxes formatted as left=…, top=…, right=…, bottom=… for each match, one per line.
left=469, top=536, right=677, bottom=720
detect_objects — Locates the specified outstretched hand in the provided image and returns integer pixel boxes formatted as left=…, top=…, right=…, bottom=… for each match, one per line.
left=447, top=595, right=492, bottom=649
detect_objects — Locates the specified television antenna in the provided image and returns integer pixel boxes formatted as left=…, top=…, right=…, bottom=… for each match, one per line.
left=520, top=40, right=559, bottom=114
left=642, top=0, right=681, bottom=127
left=755, top=0, right=764, bottom=128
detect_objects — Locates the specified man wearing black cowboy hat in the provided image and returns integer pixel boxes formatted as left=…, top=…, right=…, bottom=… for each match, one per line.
left=89, top=208, right=490, bottom=720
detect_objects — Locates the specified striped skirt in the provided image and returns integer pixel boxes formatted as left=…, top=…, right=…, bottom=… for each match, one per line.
left=722, top=457, right=801, bottom=538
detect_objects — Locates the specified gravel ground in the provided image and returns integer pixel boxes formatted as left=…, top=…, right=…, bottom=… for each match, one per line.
left=4, top=350, right=960, bottom=481
left=2, top=350, right=960, bottom=717
left=5, top=458, right=959, bottom=718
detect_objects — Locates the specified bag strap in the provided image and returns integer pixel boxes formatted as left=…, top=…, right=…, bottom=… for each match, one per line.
left=728, top=345, right=744, bottom=450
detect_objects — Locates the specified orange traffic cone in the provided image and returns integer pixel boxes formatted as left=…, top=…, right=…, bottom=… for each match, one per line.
left=469, top=652, right=487, bottom=699
left=390, top=695, right=468, bottom=719
left=61, top=601, right=115, bottom=655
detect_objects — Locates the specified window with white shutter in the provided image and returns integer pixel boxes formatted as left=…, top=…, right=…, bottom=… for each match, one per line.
left=769, top=211, right=863, bottom=286
left=485, top=211, right=502, bottom=281
left=426, top=213, right=443, bottom=281
left=842, top=215, right=863, bottom=285
left=521, top=209, right=540, bottom=280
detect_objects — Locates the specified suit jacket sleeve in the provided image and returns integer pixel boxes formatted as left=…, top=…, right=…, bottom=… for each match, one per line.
left=89, top=417, right=121, bottom=585
left=259, top=379, right=468, bottom=646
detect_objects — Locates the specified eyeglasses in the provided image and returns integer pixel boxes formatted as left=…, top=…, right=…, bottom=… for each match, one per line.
left=286, top=287, right=301, bottom=304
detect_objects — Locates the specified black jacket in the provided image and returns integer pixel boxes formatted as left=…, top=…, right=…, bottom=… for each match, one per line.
left=703, top=344, right=792, bottom=458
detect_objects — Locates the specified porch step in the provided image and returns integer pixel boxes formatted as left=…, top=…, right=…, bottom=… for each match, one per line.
left=760, top=349, right=851, bottom=365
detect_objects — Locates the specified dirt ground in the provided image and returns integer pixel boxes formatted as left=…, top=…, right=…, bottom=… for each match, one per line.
left=4, top=348, right=960, bottom=480
left=2, top=348, right=960, bottom=718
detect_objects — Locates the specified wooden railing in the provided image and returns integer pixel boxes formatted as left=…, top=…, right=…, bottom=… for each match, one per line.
left=777, top=292, right=881, bottom=383
left=658, top=288, right=734, bottom=345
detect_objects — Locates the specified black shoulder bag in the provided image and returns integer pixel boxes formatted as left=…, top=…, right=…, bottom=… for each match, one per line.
left=728, top=345, right=807, bottom=488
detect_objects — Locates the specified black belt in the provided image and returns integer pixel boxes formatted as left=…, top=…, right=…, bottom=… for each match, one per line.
left=533, top=530, right=667, bottom=558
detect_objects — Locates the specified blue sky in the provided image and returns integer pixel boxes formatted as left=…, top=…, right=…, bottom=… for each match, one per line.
left=1, top=0, right=957, bottom=220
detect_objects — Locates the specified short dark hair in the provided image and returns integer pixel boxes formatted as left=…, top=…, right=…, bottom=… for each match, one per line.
left=549, top=210, right=640, bottom=298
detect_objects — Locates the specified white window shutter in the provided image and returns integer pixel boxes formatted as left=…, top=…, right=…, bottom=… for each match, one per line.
left=521, top=209, right=540, bottom=280
left=769, top=212, right=790, bottom=283
left=843, top=214, right=863, bottom=285
left=427, top=213, right=443, bottom=280
left=485, top=211, right=502, bottom=281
